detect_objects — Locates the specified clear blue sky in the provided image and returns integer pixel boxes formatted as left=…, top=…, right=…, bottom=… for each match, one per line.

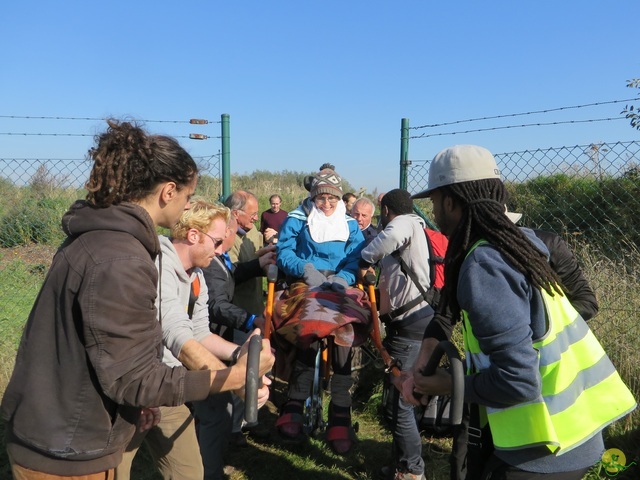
left=1, top=0, right=638, bottom=194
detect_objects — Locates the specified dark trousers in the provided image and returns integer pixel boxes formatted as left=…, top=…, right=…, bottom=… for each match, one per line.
left=297, top=340, right=352, bottom=375
left=193, top=392, right=233, bottom=480
left=382, top=334, right=424, bottom=475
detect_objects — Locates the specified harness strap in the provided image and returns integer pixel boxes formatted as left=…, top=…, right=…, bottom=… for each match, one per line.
left=380, top=249, right=433, bottom=324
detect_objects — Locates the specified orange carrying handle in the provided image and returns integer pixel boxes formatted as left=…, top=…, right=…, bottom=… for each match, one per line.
left=364, top=272, right=401, bottom=377
left=263, top=264, right=278, bottom=339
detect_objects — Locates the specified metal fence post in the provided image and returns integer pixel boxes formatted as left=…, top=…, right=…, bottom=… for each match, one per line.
left=400, top=118, right=410, bottom=190
left=221, top=113, right=231, bottom=200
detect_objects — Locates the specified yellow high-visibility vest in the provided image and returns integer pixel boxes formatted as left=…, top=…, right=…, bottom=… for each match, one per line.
left=462, top=240, right=636, bottom=454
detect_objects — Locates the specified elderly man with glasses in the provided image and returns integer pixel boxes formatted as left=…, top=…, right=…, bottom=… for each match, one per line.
left=223, top=190, right=268, bottom=317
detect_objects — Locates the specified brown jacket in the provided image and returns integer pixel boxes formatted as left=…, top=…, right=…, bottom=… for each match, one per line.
left=1, top=201, right=211, bottom=475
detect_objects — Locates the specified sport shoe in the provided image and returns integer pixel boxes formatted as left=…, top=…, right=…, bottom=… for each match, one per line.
left=380, top=465, right=426, bottom=480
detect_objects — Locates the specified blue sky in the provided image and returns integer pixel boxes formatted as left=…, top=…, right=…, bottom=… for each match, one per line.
left=1, top=1, right=638, bottom=194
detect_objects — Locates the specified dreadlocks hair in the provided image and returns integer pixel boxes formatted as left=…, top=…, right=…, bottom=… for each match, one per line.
left=441, top=178, right=564, bottom=320
left=85, top=119, right=198, bottom=207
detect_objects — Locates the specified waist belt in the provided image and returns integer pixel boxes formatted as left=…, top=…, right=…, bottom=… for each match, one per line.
left=383, top=313, right=432, bottom=341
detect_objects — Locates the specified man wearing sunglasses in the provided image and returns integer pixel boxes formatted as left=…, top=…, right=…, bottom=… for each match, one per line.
left=117, top=199, right=273, bottom=480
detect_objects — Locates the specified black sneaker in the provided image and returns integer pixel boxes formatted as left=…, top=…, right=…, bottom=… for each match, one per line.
left=242, top=422, right=271, bottom=440
left=228, top=431, right=248, bottom=447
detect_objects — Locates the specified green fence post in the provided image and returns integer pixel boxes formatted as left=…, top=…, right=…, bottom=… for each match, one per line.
left=221, top=113, right=231, bottom=201
left=400, top=118, right=410, bottom=190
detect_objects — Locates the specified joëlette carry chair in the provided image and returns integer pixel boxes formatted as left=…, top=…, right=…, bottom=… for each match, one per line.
left=248, top=265, right=372, bottom=436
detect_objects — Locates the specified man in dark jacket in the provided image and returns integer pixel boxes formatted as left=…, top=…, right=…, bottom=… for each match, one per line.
left=202, top=213, right=276, bottom=448
left=204, top=215, right=276, bottom=340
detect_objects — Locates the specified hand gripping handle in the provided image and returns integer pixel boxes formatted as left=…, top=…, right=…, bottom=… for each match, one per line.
left=419, top=340, right=465, bottom=426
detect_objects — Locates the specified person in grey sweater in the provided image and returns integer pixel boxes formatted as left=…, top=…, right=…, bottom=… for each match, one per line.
left=359, top=188, right=433, bottom=480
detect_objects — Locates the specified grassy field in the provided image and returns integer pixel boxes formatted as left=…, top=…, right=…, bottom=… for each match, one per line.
left=1, top=245, right=639, bottom=479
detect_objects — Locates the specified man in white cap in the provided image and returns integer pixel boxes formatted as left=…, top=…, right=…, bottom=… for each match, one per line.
left=403, top=145, right=635, bottom=480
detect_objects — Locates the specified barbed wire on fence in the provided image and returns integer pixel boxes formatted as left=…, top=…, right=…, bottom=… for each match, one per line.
left=0, top=115, right=221, bottom=124
left=409, top=117, right=627, bottom=139
left=0, top=132, right=222, bottom=139
left=410, top=98, right=637, bottom=130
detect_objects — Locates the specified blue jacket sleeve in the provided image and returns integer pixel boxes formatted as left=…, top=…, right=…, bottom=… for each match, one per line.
left=458, top=245, right=542, bottom=409
left=276, top=216, right=307, bottom=278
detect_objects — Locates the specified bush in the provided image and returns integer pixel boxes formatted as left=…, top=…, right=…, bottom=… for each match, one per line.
left=0, top=194, right=72, bottom=247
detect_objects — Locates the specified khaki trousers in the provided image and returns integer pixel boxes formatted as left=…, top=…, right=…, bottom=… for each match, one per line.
left=115, top=404, right=203, bottom=480
left=10, top=463, right=114, bottom=480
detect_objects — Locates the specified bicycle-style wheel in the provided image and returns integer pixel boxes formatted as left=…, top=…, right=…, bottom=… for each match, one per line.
left=303, top=341, right=327, bottom=435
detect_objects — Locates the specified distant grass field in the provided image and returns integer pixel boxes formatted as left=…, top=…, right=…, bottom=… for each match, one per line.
left=1, top=245, right=638, bottom=479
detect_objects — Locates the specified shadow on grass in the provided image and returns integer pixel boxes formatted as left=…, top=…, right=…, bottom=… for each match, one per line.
left=223, top=373, right=395, bottom=480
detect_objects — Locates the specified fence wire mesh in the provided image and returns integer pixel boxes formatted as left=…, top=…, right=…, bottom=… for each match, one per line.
left=405, top=140, right=640, bottom=408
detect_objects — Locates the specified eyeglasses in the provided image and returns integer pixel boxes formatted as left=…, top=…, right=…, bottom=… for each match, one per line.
left=202, top=231, right=224, bottom=249
left=238, top=209, right=259, bottom=220
left=314, top=195, right=339, bottom=205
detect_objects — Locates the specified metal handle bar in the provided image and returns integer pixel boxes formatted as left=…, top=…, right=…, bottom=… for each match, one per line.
left=420, top=340, right=464, bottom=426
left=243, top=335, right=263, bottom=426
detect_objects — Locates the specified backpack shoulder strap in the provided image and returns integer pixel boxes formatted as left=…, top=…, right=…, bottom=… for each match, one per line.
left=383, top=237, right=434, bottom=323
left=187, top=275, right=200, bottom=319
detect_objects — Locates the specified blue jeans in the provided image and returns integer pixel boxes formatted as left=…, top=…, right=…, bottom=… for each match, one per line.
left=382, top=335, right=424, bottom=475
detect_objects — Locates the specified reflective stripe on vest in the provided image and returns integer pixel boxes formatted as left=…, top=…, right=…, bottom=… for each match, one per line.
left=462, top=240, right=636, bottom=455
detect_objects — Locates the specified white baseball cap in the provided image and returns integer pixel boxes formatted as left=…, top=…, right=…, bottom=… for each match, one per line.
left=412, top=145, right=502, bottom=199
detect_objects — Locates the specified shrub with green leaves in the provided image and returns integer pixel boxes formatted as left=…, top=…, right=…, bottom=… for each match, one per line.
left=0, top=192, right=74, bottom=247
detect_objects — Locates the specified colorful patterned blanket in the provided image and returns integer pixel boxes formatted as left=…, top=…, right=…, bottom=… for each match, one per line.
left=272, top=282, right=372, bottom=349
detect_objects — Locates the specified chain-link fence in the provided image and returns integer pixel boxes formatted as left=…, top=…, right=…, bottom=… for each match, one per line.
left=404, top=140, right=640, bottom=416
